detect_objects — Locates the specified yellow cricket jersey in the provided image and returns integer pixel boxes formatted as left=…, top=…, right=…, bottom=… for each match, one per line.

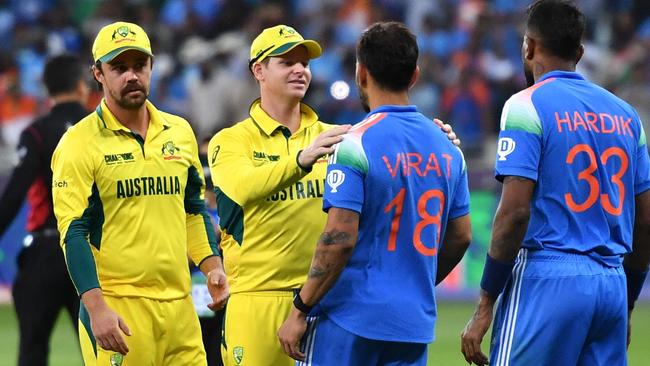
left=208, top=99, right=332, bottom=294
left=52, top=99, right=218, bottom=300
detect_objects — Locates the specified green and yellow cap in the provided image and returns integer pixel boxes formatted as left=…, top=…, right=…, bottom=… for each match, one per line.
left=249, top=25, right=322, bottom=69
left=92, top=21, right=153, bottom=63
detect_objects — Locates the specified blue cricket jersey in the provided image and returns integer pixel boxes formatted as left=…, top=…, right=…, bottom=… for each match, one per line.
left=320, top=105, right=470, bottom=343
left=495, top=71, right=650, bottom=266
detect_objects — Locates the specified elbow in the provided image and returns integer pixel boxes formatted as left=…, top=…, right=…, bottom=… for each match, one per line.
left=459, top=231, right=472, bottom=250
left=508, top=206, right=530, bottom=228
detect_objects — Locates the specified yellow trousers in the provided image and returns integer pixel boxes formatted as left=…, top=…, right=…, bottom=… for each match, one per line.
left=79, top=295, right=206, bottom=366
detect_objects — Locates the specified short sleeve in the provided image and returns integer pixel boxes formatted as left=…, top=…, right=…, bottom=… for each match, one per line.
left=634, top=120, right=650, bottom=195
left=323, top=134, right=367, bottom=213
left=494, top=94, right=543, bottom=182
left=450, top=157, right=470, bottom=219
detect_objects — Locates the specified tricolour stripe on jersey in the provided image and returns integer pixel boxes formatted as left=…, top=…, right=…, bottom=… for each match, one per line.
left=298, top=315, right=319, bottom=366
left=501, top=79, right=555, bottom=135
left=494, top=248, right=528, bottom=366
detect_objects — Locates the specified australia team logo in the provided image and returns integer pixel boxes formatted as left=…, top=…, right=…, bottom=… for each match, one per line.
left=162, top=140, right=181, bottom=160
left=327, top=169, right=345, bottom=193
left=233, top=346, right=244, bottom=365
left=112, top=26, right=136, bottom=41
left=497, top=137, right=516, bottom=161
left=110, top=353, right=123, bottom=366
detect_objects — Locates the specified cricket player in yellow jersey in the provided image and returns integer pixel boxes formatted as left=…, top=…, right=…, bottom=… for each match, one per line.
left=209, top=25, right=461, bottom=366
left=51, top=22, right=229, bottom=366
left=207, top=25, right=351, bottom=366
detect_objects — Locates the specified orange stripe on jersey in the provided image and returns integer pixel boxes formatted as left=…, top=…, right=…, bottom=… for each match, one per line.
left=520, top=77, right=556, bottom=99
left=350, top=112, right=387, bottom=137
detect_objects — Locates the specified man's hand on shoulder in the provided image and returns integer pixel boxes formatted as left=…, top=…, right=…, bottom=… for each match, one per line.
left=434, top=118, right=461, bottom=146
left=298, top=125, right=351, bottom=169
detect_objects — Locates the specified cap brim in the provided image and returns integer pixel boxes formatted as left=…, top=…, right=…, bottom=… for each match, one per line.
left=267, top=40, right=322, bottom=60
left=97, top=46, right=154, bottom=63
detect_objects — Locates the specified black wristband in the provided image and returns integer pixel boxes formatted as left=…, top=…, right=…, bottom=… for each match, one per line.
left=293, top=292, right=313, bottom=314
left=296, top=150, right=312, bottom=173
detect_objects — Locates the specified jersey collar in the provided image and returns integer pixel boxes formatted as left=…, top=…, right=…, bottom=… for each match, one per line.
left=248, top=98, right=320, bottom=137
left=367, top=104, right=418, bottom=115
left=95, top=99, right=170, bottom=133
left=538, top=70, right=586, bottom=83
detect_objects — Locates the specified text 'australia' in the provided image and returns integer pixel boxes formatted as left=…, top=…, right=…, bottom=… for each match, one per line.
left=267, top=179, right=325, bottom=201
left=116, top=176, right=181, bottom=198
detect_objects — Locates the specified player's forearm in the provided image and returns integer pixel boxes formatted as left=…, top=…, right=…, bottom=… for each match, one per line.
left=198, top=255, right=225, bottom=277
left=213, top=153, right=308, bottom=206
left=436, top=215, right=472, bottom=285
left=488, top=177, right=533, bottom=262
left=488, top=206, right=529, bottom=262
left=186, top=212, right=220, bottom=265
left=625, top=190, right=650, bottom=271
left=81, top=288, right=108, bottom=313
left=300, top=230, right=356, bottom=305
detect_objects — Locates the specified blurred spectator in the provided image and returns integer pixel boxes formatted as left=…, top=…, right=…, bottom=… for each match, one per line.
left=185, top=32, right=257, bottom=140
left=0, top=0, right=646, bottom=176
left=0, top=67, right=39, bottom=159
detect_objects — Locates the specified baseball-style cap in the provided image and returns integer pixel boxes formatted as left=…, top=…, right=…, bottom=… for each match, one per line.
left=249, top=25, right=322, bottom=70
left=92, top=21, right=153, bottom=63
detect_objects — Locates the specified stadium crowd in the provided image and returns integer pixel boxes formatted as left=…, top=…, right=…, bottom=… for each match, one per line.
left=0, top=0, right=649, bottom=179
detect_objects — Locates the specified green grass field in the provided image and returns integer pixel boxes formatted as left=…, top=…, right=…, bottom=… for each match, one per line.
left=0, top=301, right=648, bottom=365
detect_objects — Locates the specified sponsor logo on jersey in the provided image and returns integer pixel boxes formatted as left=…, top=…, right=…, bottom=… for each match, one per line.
left=162, top=140, right=181, bottom=160
left=104, top=152, right=135, bottom=165
left=52, top=179, right=68, bottom=188
left=211, top=145, right=220, bottom=165
left=327, top=169, right=345, bottom=193
left=252, top=150, right=280, bottom=162
left=497, top=137, right=516, bottom=161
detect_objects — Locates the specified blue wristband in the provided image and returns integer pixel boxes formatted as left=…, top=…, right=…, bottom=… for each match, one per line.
left=624, top=265, right=648, bottom=310
left=480, top=254, right=515, bottom=299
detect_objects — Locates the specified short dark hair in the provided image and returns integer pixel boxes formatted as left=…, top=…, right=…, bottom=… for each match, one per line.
left=43, top=54, right=84, bottom=96
left=526, top=0, right=585, bottom=61
left=356, top=22, right=418, bottom=92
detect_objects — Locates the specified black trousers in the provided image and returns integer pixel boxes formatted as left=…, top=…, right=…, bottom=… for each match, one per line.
left=12, top=234, right=79, bottom=366
left=200, top=308, right=225, bottom=366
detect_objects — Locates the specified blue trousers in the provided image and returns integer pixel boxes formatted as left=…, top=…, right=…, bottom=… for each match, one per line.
left=490, top=248, right=627, bottom=366
left=299, top=313, right=428, bottom=366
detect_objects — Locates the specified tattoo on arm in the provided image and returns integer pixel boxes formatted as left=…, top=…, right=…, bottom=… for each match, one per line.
left=308, top=266, right=327, bottom=278
left=318, top=231, right=351, bottom=246
left=307, top=230, right=354, bottom=279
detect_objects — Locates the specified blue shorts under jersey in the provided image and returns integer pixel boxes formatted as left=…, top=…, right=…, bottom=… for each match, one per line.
left=319, top=105, right=470, bottom=344
left=490, top=249, right=626, bottom=366
left=299, top=312, right=428, bottom=366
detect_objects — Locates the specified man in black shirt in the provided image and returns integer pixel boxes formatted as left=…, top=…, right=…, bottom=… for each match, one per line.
left=0, top=54, right=88, bottom=366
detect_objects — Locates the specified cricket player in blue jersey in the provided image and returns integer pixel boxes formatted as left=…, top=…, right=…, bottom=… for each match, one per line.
left=278, top=21, right=472, bottom=365
left=461, top=1, right=650, bottom=365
